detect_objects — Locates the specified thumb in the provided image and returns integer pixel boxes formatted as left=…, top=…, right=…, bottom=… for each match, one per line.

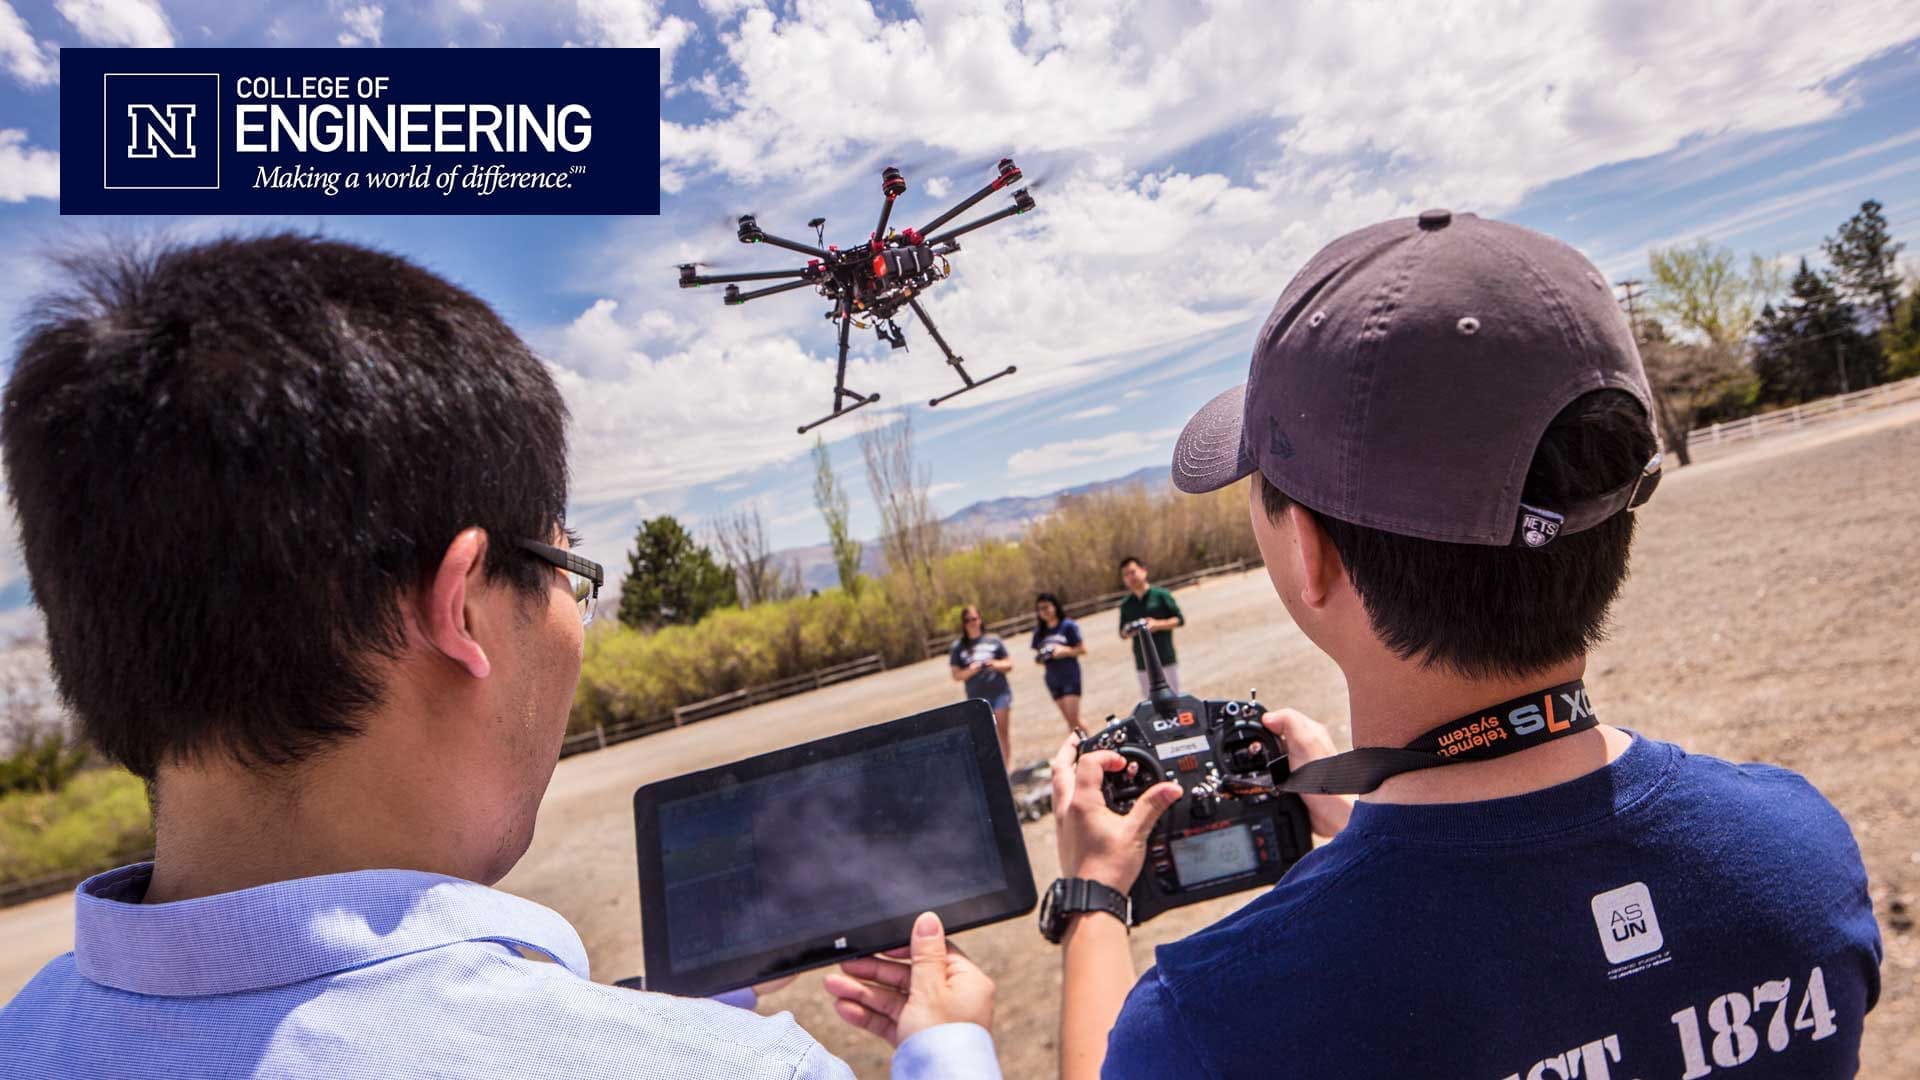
left=907, top=911, right=948, bottom=997
left=1130, top=781, right=1183, bottom=840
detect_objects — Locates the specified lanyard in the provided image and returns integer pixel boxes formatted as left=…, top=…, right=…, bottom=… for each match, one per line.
left=1278, top=680, right=1597, bottom=796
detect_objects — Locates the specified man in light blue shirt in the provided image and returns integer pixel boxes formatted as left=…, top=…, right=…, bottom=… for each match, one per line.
left=0, top=235, right=1000, bottom=1078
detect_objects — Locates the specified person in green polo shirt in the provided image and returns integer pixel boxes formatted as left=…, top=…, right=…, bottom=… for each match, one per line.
left=1117, top=555, right=1184, bottom=696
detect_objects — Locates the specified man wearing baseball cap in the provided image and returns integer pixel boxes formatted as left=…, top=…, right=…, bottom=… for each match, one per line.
left=1047, top=211, right=1882, bottom=1078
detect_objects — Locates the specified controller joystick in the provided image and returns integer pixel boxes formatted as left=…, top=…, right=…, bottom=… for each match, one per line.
left=1100, top=745, right=1164, bottom=812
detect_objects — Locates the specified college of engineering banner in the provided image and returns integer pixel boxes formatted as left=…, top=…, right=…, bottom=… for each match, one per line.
left=59, top=48, right=660, bottom=215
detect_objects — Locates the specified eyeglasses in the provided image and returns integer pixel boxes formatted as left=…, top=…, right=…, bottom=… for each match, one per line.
left=516, top=537, right=604, bottom=625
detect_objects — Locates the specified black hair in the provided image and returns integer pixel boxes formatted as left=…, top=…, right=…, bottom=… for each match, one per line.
left=1118, top=555, right=1144, bottom=572
left=1, top=234, right=570, bottom=779
left=956, top=603, right=983, bottom=642
left=1035, top=591, right=1064, bottom=627
left=1258, top=390, right=1653, bottom=679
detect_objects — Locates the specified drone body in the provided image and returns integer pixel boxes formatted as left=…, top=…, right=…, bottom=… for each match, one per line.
left=678, top=158, right=1038, bottom=434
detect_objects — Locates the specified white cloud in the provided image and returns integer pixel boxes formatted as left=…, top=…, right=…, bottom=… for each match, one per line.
left=927, top=481, right=964, bottom=499
left=1063, top=403, right=1120, bottom=421
left=56, top=0, right=175, bottom=47
left=1006, top=427, right=1180, bottom=476
left=923, top=175, right=952, bottom=199
left=0, top=2, right=52, bottom=86
left=0, top=129, right=57, bottom=202
left=337, top=4, right=382, bottom=47
left=660, top=0, right=1919, bottom=202
left=577, top=0, right=695, bottom=85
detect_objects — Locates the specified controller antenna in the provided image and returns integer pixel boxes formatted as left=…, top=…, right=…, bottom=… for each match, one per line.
left=1130, top=619, right=1180, bottom=720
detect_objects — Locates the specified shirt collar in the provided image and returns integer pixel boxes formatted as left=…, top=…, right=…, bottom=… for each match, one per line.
left=73, top=863, right=590, bottom=997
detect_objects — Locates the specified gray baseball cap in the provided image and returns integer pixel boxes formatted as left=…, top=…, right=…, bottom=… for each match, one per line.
left=1172, top=210, right=1662, bottom=548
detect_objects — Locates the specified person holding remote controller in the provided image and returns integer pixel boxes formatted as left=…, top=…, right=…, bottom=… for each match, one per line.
left=1049, top=212, right=1881, bottom=1080
left=0, top=236, right=1003, bottom=1080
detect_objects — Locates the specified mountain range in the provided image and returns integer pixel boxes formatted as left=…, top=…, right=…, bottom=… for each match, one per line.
left=780, top=464, right=1169, bottom=592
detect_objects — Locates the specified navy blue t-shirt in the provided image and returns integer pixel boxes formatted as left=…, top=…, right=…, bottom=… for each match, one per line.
left=1031, top=618, right=1084, bottom=689
left=1105, top=736, right=1881, bottom=1080
left=949, top=634, right=1010, bottom=702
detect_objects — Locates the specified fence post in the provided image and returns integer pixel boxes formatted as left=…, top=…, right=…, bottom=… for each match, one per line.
left=595, top=724, right=606, bottom=751
left=1712, top=422, right=1721, bottom=445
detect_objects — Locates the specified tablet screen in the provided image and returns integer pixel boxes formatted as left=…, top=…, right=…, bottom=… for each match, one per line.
left=634, top=700, right=1035, bottom=995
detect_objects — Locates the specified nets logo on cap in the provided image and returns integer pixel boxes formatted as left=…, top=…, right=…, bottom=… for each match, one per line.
left=103, top=73, right=220, bottom=190
left=1517, top=504, right=1564, bottom=549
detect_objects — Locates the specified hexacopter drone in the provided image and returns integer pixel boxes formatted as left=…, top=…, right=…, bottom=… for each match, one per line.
left=678, top=157, right=1038, bottom=434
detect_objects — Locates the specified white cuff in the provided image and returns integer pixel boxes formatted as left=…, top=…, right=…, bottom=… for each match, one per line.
left=890, top=1022, right=1001, bottom=1080
left=709, top=986, right=757, bottom=1011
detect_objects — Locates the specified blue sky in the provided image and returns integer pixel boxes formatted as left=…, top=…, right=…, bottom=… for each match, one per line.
left=1, top=0, right=1918, bottom=633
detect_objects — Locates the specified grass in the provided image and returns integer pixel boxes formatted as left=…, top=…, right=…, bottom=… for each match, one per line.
left=0, top=767, right=152, bottom=888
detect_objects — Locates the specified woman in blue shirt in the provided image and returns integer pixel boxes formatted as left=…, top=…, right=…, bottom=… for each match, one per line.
left=1030, top=592, right=1087, bottom=735
left=948, top=604, right=1014, bottom=768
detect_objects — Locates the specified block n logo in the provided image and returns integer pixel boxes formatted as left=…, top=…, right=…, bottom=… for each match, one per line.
left=102, top=73, right=220, bottom=190
left=126, top=103, right=197, bottom=159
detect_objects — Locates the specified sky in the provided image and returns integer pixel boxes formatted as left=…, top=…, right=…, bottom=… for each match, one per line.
left=0, top=0, right=1918, bottom=636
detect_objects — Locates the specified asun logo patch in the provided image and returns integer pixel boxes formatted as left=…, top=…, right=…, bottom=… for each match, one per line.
left=104, top=73, right=220, bottom=190
left=1590, top=881, right=1663, bottom=965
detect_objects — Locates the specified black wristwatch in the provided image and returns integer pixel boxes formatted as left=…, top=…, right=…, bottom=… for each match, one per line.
left=1038, top=877, right=1132, bottom=944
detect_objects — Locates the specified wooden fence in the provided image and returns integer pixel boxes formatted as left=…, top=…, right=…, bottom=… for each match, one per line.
left=557, top=653, right=887, bottom=759
left=921, top=557, right=1260, bottom=659
left=1684, top=375, right=1920, bottom=458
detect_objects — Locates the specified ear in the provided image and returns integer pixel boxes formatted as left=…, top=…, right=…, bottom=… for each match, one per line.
left=418, top=526, right=493, bottom=680
left=1287, top=503, right=1344, bottom=610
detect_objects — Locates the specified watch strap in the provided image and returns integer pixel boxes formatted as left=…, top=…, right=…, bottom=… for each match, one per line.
left=1047, top=877, right=1131, bottom=942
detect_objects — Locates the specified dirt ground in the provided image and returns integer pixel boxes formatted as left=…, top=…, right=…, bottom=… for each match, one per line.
left=2, top=401, right=1916, bottom=1077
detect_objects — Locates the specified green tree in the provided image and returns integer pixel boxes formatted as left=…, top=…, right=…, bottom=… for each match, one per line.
left=1751, top=259, right=1882, bottom=403
left=811, top=436, right=864, bottom=595
left=1885, top=289, right=1920, bottom=381
left=1822, top=199, right=1905, bottom=327
left=617, top=515, right=737, bottom=630
left=1643, top=241, right=1777, bottom=464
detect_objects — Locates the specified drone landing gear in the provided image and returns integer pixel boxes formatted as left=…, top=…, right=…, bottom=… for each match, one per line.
left=798, top=311, right=881, bottom=435
left=909, top=297, right=1016, bottom=407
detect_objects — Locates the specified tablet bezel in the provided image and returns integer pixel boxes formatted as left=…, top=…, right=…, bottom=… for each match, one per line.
left=632, top=698, right=1037, bottom=997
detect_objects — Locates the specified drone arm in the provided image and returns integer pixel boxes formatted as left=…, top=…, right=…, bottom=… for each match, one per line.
left=917, top=167, right=1019, bottom=237
left=876, top=195, right=897, bottom=241
left=750, top=229, right=834, bottom=261
left=682, top=267, right=814, bottom=287
left=925, top=201, right=1023, bottom=249
left=724, top=278, right=818, bottom=305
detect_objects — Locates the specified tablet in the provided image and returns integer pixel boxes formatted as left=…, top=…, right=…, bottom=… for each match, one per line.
left=632, top=699, right=1037, bottom=996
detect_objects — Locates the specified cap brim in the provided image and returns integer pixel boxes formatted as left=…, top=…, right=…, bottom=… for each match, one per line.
left=1172, top=384, right=1257, bottom=494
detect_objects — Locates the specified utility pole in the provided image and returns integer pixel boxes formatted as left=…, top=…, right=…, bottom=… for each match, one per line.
left=1615, top=279, right=1646, bottom=338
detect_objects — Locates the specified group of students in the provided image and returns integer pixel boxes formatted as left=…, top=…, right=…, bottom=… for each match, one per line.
left=947, top=556, right=1187, bottom=762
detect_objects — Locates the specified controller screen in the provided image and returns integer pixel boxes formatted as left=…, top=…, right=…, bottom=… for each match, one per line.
left=1168, top=824, right=1259, bottom=886
left=656, top=726, right=1006, bottom=971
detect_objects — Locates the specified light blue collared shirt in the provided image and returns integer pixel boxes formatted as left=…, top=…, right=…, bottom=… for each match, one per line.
left=0, top=864, right=1001, bottom=1079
